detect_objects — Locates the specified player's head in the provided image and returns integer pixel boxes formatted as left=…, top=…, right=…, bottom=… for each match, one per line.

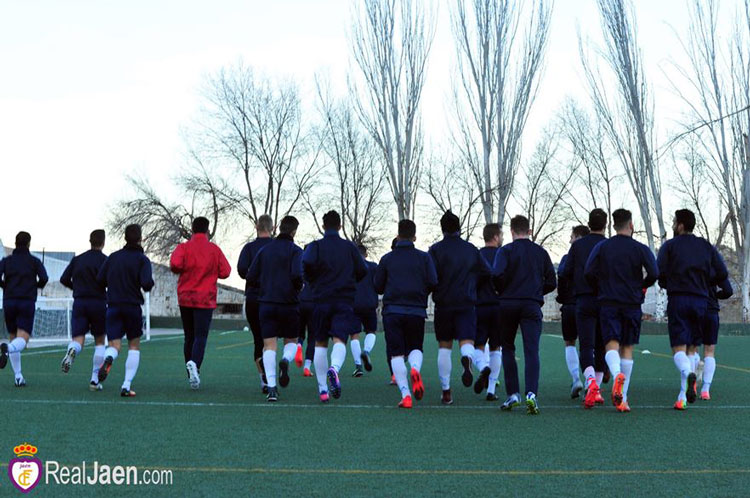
left=357, top=243, right=368, bottom=258
left=256, top=214, right=273, bottom=236
left=15, top=231, right=31, bottom=249
left=483, top=223, right=502, bottom=247
left=440, top=211, right=461, bottom=235
left=509, top=215, right=530, bottom=239
left=570, top=225, right=590, bottom=244
left=588, top=208, right=608, bottom=232
left=612, top=209, right=634, bottom=236
left=125, top=224, right=142, bottom=245
left=322, top=210, right=342, bottom=231
left=673, top=209, right=696, bottom=236
left=398, top=219, right=417, bottom=242
left=279, top=215, right=299, bottom=237
left=89, top=229, right=106, bottom=250
left=192, top=217, right=210, bottom=235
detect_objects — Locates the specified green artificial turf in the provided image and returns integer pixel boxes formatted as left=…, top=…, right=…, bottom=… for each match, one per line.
left=2, top=323, right=749, bottom=497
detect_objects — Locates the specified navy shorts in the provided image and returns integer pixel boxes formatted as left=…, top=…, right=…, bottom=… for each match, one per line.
left=354, top=308, right=378, bottom=333
left=259, top=304, right=299, bottom=339
left=2, top=299, right=35, bottom=336
left=106, top=304, right=143, bottom=341
left=667, top=295, right=707, bottom=347
left=560, top=304, right=577, bottom=342
left=434, top=306, right=476, bottom=343
left=72, top=298, right=106, bottom=338
left=312, top=302, right=358, bottom=342
left=599, top=306, right=642, bottom=346
left=383, top=313, right=425, bottom=357
left=298, top=301, right=315, bottom=341
left=701, top=310, right=719, bottom=346
left=476, top=304, right=500, bottom=349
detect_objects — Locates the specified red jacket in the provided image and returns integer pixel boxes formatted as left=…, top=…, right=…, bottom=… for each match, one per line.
left=170, top=233, right=231, bottom=309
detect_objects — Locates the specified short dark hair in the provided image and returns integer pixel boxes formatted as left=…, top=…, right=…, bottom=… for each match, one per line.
left=15, top=231, right=31, bottom=249
left=89, top=229, right=106, bottom=247
left=440, top=211, right=461, bottom=234
left=510, top=215, right=530, bottom=234
left=192, top=217, right=210, bottom=234
left=612, top=209, right=632, bottom=231
left=398, top=219, right=416, bottom=240
left=357, top=243, right=367, bottom=257
left=279, top=215, right=299, bottom=235
left=483, top=223, right=501, bottom=242
left=125, top=224, right=142, bottom=244
left=675, top=209, right=696, bottom=232
left=588, top=208, right=608, bottom=231
left=322, top=210, right=341, bottom=230
left=572, top=225, right=590, bottom=239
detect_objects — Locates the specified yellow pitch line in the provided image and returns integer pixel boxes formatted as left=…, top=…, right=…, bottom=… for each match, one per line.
left=216, top=340, right=254, bottom=350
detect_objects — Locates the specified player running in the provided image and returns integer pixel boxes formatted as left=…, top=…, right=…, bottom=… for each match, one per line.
left=237, top=214, right=274, bottom=394
left=96, top=224, right=155, bottom=397
left=492, top=215, right=556, bottom=414
left=557, top=225, right=589, bottom=398
left=0, top=231, right=49, bottom=386
left=59, top=229, right=108, bottom=391
left=476, top=223, right=503, bottom=400
left=428, top=211, right=491, bottom=405
left=302, top=211, right=367, bottom=402
left=351, top=244, right=379, bottom=377
left=247, top=216, right=303, bottom=402
left=170, top=217, right=231, bottom=390
left=374, top=220, right=437, bottom=408
left=657, top=209, right=728, bottom=410
left=700, top=276, right=733, bottom=400
left=584, top=209, right=657, bottom=412
left=297, top=278, right=315, bottom=377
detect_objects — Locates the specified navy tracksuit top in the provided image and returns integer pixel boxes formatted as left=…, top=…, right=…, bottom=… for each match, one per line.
left=556, top=254, right=575, bottom=305
left=374, top=241, right=437, bottom=317
left=428, top=233, right=491, bottom=309
left=60, top=249, right=107, bottom=300
left=237, top=237, right=273, bottom=300
left=0, top=248, right=48, bottom=301
left=477, top=246, right=501, bottom=306
left=656, top=234, right=728, bottom=298
left=302, top=230, right=367, bottom=304
left=97, top=244, right=154, bottom=306
left=246, top=234, right=303, bottom=305
left=560, top=233, right=607, bottom=297
left=492, top=238, right=556, bottom=305
left=353, top=260, right=379, bottom=310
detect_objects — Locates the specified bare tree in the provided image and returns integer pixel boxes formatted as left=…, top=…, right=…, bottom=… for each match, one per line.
left=580, top=0, right=665, bottom=251
left=350, top=0, right=434, bottom=220
left=451, top=0, right=552, bottom=225
left=671, top=140, right=716, bottom=243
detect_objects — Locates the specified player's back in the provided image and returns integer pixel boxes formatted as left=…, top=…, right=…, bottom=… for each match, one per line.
left=564, top=233, right=606, bottom=296
left=237, top=237, right=273, bottom=298
left=0, top=248, right=48, bottom=301
left=303, top=231, right=366, bottom=304
left=477, top=246, right=500, bottom=306
left=353, top=261, right=378, bottom=310
left=556, top=254, right=575, bottom=305
left=99, top=245, right=154, bottom=305
left=587, top=235, right=656, bottom=306
left=376, top=242, right=436, bottom=311
left=429, top=234, right=488, bottom=308
left=62, top=249, right=107, bottom=300
left=250, top=235, right=303, bottom=304
left=657, top=234, right=727, bottom=298
left=493, top=238, right=555, bottom=304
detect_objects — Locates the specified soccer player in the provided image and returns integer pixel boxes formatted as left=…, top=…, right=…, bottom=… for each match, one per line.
left=557, top=225, right=590, bottom=398
left=302, top=211, right=367, bottom=402
left=657, top=209, right=728, bottom=410
left=700, top=277, right=733, bottom=400
left=170, top=217, right=231, bottom=390
left=428, top=211, right=491, bottom=405
left=476, top=223, right=503, bottom=401
left=351, top=244, right=379, bottom=377
left=247, top=216, right=303, bottom=402
left=374, top=219, right=437, bottom=408
left=237, top=214, right=274, bottom=394
left=492, top=215, right=556, bottom=414
left=297, top=278, right=315, bottom=377
left=0, top=231, right=49, bottom=386
left=59, top=229, right=108, bottom=391
left=584, top=209, right=658, bottom=412
left=560, top=208, right=608, bottom=408
left=96, top=224, right=154, bottom=397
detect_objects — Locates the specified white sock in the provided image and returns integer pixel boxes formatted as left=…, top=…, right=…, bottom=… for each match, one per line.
left=437, top=348, right=452, bottom=390
left=702, top=356, right=716, bottom=393
left=304, top=359, right=312, bottom=370
left=105, top=346, right=119, bottom=361
left=122, top=350, right=140, bottom=391
left=282, top=342, right=296, bottom=363
left=10, top=352, right=21, bottom=378
left=407, top=349, right=423, bottom=372
left=674, top=351, right=691, bottom=401
left=565, top=346, right=580, bottom=382
left=621, top=358, right=633, bottom=402
left=472, top=346, right=488, bottom=371
left=67, top=341, right=82, bottom=355
left=583, top=366, right=596, bottom=388
left=91, top=345, right=106, bottom=383
left=484, top=343, right=490, bottom=365
left=350, top=339, right=362, bottom=366
left=391, top=356, right=410, bottom=398
left=487, top=350, right=502, bottom=395
left=364, top=333, right=376, bottom=353
left=605, top=350, right=621, bottom=377
left=460, top=343, right=475, bottom=361
left=595, top=371, right=604, bottom=385
left=7, top=337, right=26, bottom=354
left=263, top=350, right=277, bottom=388
left=331, top=342, right=347, bottom=372
left=313, top=347, right=329, bottom=392
left=690, top=352, right=700, bottom=373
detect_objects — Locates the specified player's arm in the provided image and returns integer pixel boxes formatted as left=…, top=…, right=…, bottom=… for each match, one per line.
left=560, top=246, right=574, bottom=281
left=36, top=257, right=49, bottom=289
left=716, top=278, right=733, bottom=300
left=583, top=243, right=601, bottom=290
left=290, top=247, right=303, bottom=291
left=302, top=242, right=320, bottom=283
left=236, top=244, right=251, bottom=281
left=641, top=245, right=658, bottom=289
left=96, top=258, right=109, bottom=287
left=656, top=242, right=669, bottom=289
left=709, top=246, right=729, bottom=286
left=169, top=243, right=186, bottom=274
left=475, top=249, right=492, bottom=286
left=425, top=253, right=438, bottom=293
left=373, top=258, right=387, bottom=295
left=542, top=250, right=557, bottom=295
left=353, top=245, right=368, bottom=282
left=216, top=246, right=231, bottom=280
left=246, top=249, right=263, bottom=288
left=60, top=258, right=75, bottom=289
left=491, top=246, right=509, bottom=293
left=140, top=257, right=155, bottom=292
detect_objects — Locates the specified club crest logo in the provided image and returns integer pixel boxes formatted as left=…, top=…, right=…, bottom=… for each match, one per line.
left=9, top=443, right=41, bottom=493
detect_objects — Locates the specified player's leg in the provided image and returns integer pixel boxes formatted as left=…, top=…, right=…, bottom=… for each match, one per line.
left=259, top=305, right=280, bottom=401
left=457, top=308, right=477, bottom=389
left=486, top=307, right=503, bottom=401
left=246, top=299, right=267, bottom=393
left=406, top=315, right=426, bottom=402
left=668, top=297, right=692, bottom=410
left=99, top=306, right=124, bottom=385
left=350, top=328, right=364, bottom=377
left=519, top=303, right=542, bottom=414
left=700, top=310, right=719, bottom=400
left=561, top=304, right=582, bottom=397
left=473, top=306, right=491, bottom=394
left=8, top=331, right=31, bottom=387
left=188, top=308, right=213, bottom=390
left=600, top=306, right=625, bottom=407
left=499, top=303, right=522, bottom=410
left=120, top=305, right=144, bottom=397
left=361, top=309, right=378, bottom=372
left=312, top=304, right=333, bottom=401
left=384, top=314, right=411, bottom=407
left=2, top=300, right=34, bottom=386
left=277, top=306, right=300, bottom=391
left=326, top=304, right=355, bottom=399
left=180, top=306, right=199, bottom=388
left=576, top=297, right=598, bottom=394
left=300, top=303, right=315, bottom=375
left=62, top=299, right=88, bottom=373
left=434, top=307, right=455, bottom=404
left=88, top=300, right=107, bottom=390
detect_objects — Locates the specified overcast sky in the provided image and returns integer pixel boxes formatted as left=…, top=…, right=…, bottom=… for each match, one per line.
left=1, top=0, right=707, bottom=281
